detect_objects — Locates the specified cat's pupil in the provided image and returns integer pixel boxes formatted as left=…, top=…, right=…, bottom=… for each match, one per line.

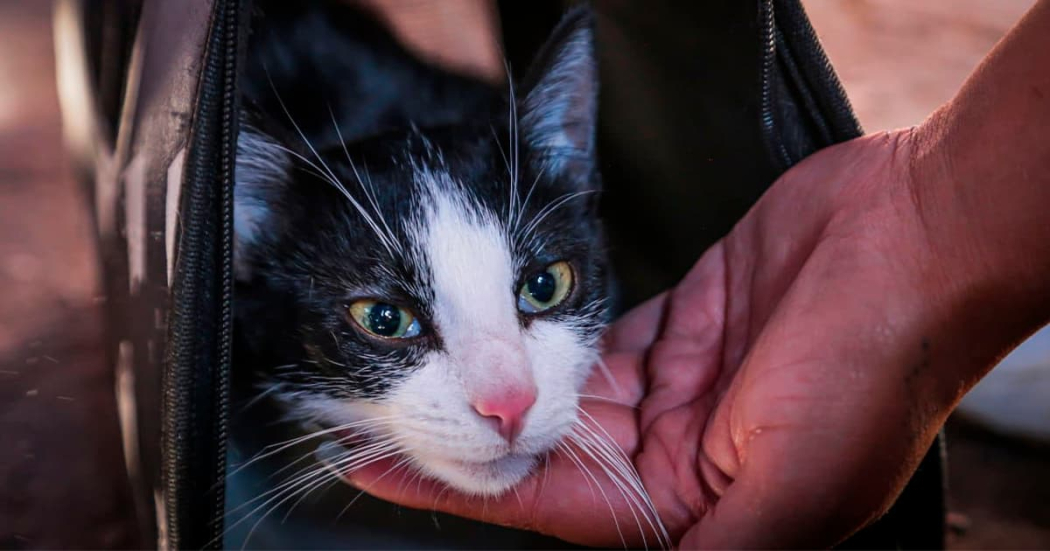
left=368, top=303, right=401, bottom=336
left=527, top=271, right=557, bottom=304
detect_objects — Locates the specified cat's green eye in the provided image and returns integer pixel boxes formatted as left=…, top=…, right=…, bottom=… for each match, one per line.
left=348, top=300, right=422, bottom=339
left=518, top=261, right=574, bottom=314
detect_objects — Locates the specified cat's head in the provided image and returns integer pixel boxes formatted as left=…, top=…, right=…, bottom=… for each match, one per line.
left=233, top=7, right=605, bottom=496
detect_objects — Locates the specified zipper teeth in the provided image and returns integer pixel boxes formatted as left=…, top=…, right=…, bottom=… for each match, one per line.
left=212, top=0, right=239, bottom=545
left=803, top=9, right=862, bottom=138
left=162, top=0, right=238, bottom=546
left=758, top=0, right=783, bottom=171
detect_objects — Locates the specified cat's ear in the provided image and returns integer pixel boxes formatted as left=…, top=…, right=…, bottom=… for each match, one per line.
left=234, top=126, right=290, bottom=280
left=519, top=6, right=597, bottom=181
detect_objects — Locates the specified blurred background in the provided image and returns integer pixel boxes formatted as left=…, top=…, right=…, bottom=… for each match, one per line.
left=0, top=0, right=1046, bottom=548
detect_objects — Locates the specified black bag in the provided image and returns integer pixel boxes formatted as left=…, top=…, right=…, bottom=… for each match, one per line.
left=58, top=0, right=946, bottom=548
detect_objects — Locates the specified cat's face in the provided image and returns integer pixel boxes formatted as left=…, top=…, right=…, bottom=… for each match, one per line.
left=234, top=10, right=605, bottom=496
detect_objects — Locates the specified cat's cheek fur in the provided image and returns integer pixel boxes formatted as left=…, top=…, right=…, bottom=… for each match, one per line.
left=525, top=318, right=598, bottom=397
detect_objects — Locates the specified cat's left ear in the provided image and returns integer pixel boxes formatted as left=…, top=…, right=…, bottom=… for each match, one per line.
left=519, top=6, right=597, bottom=182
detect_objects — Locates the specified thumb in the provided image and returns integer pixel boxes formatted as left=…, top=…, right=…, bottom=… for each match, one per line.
left=681, top=422, right=930, bottom=549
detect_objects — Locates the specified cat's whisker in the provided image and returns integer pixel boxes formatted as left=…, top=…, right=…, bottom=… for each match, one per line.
left=555, top=441, right=628, bottom=549
left=228, top=415, right=403, bottom=479
left=264, top=72, right=399, bottom=257
left=226, top=465, right=329, bottom=550
left=263, top=143, right=391, bottom=257
left=264, top=439, right=380, bottom=488
left=594, top=355, right=626, bottom=400
left=327, top=103, right=403, bottom=258
left=411, top=462, right=430, bottom=496
left=228, top=462, right=336, bottom=541
left=571, top=432, right=651, bottom=541
left=504, top=58, right=520, bottom=230
left=572, top=408, right=672, bottom=549
left=511, top=484, right=525, bottom=511
left=580, top=295, right=610, bottom=312
left=253, top=415, right=399, bottom=456
left=573, top=415, right=664, bottom=522
left=490, top=125, right=514, bottom=226
left=235, top=440, right=407, bottom=548
left=568, top=430, right=660, bottom=550
left=235, top=380, right=290, bottom=415
left=275, top=439, right=406, bottom=524
left=392, top=456, right=423, bottom=498
left=430, top=482, right=453, bottom=514
left=290, top=445, right=409, bottom=524
left=576, top=393, right=638, bottom=408
left=537, top=449, right=554, bottom=503
left=227, top=436, right=407, bottom=527
left=513, top=161, right=549, bottom=237
left=335, top=454, right=415, bottom=520
left=517, top=189, right=597, bottom=244
left=571, top=429, right=660, bottom=544
left=231, top=439, right=400, bottom=511
left=282, top=473, right=345, bottom=524
left=265, top=420, right=407, bottom=481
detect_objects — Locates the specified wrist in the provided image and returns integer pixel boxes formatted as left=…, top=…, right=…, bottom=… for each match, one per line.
left=903, top=112, right=1050, bottom=399
left=906, top=0, right=1050, bottom=391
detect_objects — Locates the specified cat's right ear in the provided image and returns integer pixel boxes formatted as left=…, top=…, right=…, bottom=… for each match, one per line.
left=234, top=126, right=290, bottom=280
left=519, top=6, right=598, bottom=184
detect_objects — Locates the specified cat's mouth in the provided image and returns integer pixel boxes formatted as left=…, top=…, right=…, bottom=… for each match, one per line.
left=325, top=426, right=539, bottom=495
left=329, top=426, right=535, bottom=466
left=446, top=451, right=534, bottom=470
left=423, top=451, right=538, bottom=496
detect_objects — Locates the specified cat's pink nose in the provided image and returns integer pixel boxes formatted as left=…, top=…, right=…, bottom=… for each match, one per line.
left=471, top=389, right=536, bottom=443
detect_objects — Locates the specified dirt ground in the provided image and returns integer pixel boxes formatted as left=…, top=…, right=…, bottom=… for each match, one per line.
left=0, top=0, right=1046, bottom=548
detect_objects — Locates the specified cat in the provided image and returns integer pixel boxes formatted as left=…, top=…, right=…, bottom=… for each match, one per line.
left=232, top=0, right=609, bottom=500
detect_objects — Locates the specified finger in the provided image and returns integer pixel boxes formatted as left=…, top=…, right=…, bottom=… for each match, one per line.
left=596, top=242, right=729, bottom=409
left=682, top=423, right=920, bottom=550
left=603, top=291, right=670, bottom=353
left=606, top=239, right=726, bottom=357
left=582, top=350, right=647, bottom=406
left=639, top=242, right=728, bottom=429
left=660, top=241, right=726, bottom=345
left=681, top=428, right=835, bottom=549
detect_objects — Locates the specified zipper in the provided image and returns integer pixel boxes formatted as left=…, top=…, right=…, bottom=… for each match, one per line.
left=758, top=0, right=792, bottom=172
left=161, top=0, right=240, bottom=547
left=212, top=0, right=241, bottom=545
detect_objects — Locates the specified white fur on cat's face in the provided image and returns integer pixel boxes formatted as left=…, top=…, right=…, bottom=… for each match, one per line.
left=292, top=181, right=598, bottom=496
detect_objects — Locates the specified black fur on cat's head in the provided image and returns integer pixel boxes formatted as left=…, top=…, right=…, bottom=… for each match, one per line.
left=234, top=4, right=607, bottom=496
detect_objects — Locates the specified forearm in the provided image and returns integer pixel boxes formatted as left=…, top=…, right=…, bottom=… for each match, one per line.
left=908, top=0, right=1050, bottom=394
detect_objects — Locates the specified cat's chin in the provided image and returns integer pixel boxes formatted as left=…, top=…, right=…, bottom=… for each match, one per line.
left=415, top=452, right=539, bottom=497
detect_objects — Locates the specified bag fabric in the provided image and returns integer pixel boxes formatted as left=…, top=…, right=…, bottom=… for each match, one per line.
left=63, top=0, right=945, bottom=548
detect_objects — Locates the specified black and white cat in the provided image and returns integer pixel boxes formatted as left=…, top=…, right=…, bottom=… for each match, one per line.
left=233, top=0, right=609, bottom=498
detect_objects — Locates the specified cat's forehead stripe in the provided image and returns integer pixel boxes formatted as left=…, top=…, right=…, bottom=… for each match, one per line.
left=416, top=168, right=518, bottom=343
